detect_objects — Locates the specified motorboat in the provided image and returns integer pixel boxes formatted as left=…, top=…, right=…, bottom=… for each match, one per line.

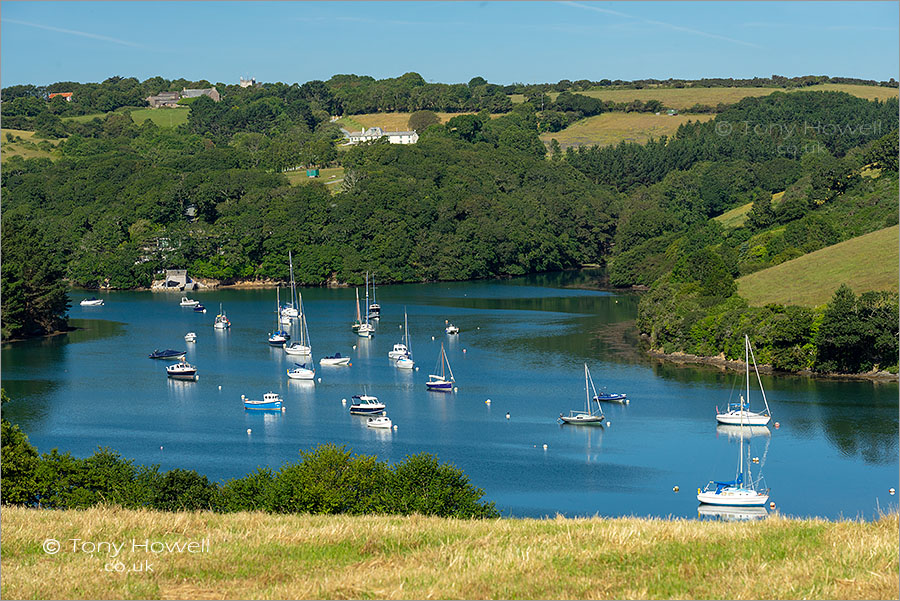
left=80, top=297, right=104, bottom=306
left=242, top=392, right=284, bottom=411
left=184, top=332, right=197, bottom=342
left=445, top=324, right=459, bottom=335
left=268, top=330, right=290, bottom=346
left=149, top=349, right=186, bottom=360
left=193, top=303, right=207, bottom=313
left=367, top=416, right=393, bottom=429
left=594, top=392, right=628, bottom=404
left=388, top=343, right=409, bottom=360
left=349, top=395, right=385, bottom=415
left=180, top=297, right=200, bottom=307
left=166, top=361, right=197, bottom=379
left=287, top=363, right=316, bottom=380
left=320, top=353, right=351, bottom=366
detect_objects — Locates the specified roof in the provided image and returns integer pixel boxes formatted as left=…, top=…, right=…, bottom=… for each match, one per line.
left=48, top=92, right=73, bottom=98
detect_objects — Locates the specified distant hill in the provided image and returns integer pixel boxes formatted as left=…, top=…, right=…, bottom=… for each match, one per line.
left=736, top=225, right=900, bottom=307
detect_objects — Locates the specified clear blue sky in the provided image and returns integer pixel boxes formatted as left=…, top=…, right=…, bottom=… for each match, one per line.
left=2, top=1, right=897, bottom=87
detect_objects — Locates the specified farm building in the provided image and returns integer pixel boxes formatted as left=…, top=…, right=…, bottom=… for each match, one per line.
left=181, top=87, right=221, bottom=102
left=342, top=127, right=419, bottom=145
left=48, top=92, right=73, bottom=102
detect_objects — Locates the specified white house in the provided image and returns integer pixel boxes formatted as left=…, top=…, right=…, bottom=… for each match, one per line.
left=342, top=126, right=419, bottom=145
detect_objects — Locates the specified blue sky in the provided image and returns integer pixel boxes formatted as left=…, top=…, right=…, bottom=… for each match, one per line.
left=2, top=2, right=897, bottom=87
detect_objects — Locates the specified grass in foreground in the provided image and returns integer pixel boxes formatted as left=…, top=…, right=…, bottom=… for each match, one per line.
left=540, top=112, right=714, bottom=149
left=737, top=225, right=900, bottom=307
left=1, top=506, right=896, bottom=600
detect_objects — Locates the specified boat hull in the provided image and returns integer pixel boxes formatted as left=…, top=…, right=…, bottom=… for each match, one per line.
left=284, top=344, right=312, bottom=356
left=80, top=299, right=104, bottom=306
left=595, top=393, right=627, bottom=403
left=716, top=411, right=771, bottom=426
left=349, top=406, right=385, bottom=415
left=559, top=415, right=604, bottom=424
left=367, top=417, right=392, bottom=429
left=320, top=357, right=350, bottom=366
left=244, top=401, right=283, bottom=410
left=396, top=358, right=414, bottom=369
left=697, top=489, right=769, bottom=507
left=426, top=380, right=453, bottom=391
left=287, top=368, right=315, bottom=380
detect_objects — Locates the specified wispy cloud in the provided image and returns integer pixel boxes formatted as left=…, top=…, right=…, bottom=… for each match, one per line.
left=562, top=1, right=761, bottom=48
left=4, top=18, right=144, bottom=48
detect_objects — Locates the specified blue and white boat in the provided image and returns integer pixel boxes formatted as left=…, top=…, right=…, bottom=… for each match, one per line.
left=395, top=309, right=415, bottom=370
left=267, top=287, right=291, bottom=346
left=166, top=361, right=197, bottom=379
left=149, top=349, right=186, bottom=360
left=242, top=392, right=283, bottom=411
left=193, top=303, right=207, bottom=313
left=426, top=342, right=454, bottom=391
left=287, top=362, right=315, bottom=380
left=594, top=392, right=628, bottom=404
left=349, top=394, right=385, bottom=415
left=214, top=304, right=230, bottom=329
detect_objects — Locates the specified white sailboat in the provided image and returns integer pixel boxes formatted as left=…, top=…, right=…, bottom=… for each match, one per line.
left=351, top=288, right=362, bottom=332
left=368, top=273, right=381, bottom=319
left=396, top=309, right=415, bottom=369
left=716, top=335, right=771, bottom=426
left=284, top=293, right=312, bottom=356
left=559, top=364, right=606, bottom=425
left=282, top=251, right=300, bottom=319
left=267, top=287, right=290, bottom=346
left=357, top=273, right=375, bottom=338
left=214, top=303, right=230, bottom=329
left=426, top=343, right=454, bottom=391
left=698, top=350, right=771, bottom=507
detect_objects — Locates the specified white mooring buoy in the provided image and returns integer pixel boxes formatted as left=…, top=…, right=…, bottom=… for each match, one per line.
left=247, top=429, right=252, bottom=435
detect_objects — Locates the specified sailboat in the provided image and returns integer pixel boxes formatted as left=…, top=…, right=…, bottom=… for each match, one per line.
left=282, top=251, right=300, bottom=319
left=267, top=287, right=290, bottom=346
left=351, top=288, right=362, bottom=332
left=559, top=364, right=606, bottom=425
left=388, top=308, right=411, bottom=359
left=426, top=342, right=454, bottom=391
left=396, top=309, right=414, bottom=369
left=283, top=293, right=312, bottom=356
left=716, top=335, right=771, bottom=426
left=357, top=273, right=375, bottom=338
left=214, top=303, right=230, bottom=329
left=368, top=273, right=381, bottom=319
left=698, top=354, right=771, bottom=507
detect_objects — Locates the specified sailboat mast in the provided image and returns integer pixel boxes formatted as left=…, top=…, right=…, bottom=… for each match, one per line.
left=356, top=288, right=361, bottom=322
left=584, top=364, right=590, bottom=413
left=288, top=251, right=297, bottom=309
left=364, top=273, right=370, bottom=325
left=747, top=340, right=772, bottom=416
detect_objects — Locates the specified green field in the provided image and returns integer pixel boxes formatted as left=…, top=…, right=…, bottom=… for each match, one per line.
left=540, top=111, right=714, bottom=149
left=714, top=192, right=785, bottom=228
left=736, top=225, right=900, bottom=307
left=2, top=505, right=896, bottom=600
left=1, top=128, right=62, bottom=162
left=129, top=108, right=190, bottom=128
left=512, top=83, right=899, bottom=110
left=284, top=166, right=345, bottom=189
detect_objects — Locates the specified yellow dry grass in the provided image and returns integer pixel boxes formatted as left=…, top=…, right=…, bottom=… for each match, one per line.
left=2, top=505, right=897, bottom=600
left=540, top=112, right=715, bottom=149
left=512, top=83, right=898, bottom=110
left=1, top=128, right=63, bottom=162
left=715, top=191, right=785, bottom=229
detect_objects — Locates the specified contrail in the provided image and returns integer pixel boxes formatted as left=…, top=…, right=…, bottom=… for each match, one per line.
left=561, top=1, right=761, bottom=49
left=4, top=18, right=144, bottom=48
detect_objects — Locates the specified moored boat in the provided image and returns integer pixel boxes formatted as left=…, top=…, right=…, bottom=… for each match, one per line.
left=214, top=304, right=230, bottom=329
left=193, top=303, right=207, bottom=313
left=242, top=392, right=284, bottom=411
left=445, top=324, right=459, bottom=335
left=166, top=361, right=198, bottom=378
left=287, top=362, right=316, bottom=380
left=184, top=332, right=197, bottom=342
left=80, top=297, right=104, bottom=306
left=149, top=349, right=186, bottom=360
left=180, top=296, right=200, bottom=307
left=320, top=353, right=351, bottom=366
left=367, top=416, right=393, bottom=429
left=715, top=335, right=771, bottom=426
left=349, top=394, right=385, bottom=415
left=426, top=343, right=455, bottom=391
left=559, top=364, right=606, bottom=425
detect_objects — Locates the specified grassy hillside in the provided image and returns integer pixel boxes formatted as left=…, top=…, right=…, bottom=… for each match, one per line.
left=737, top=225, right=900, bottom=307
left=129, top=107, right=190, bottom=128
left=2, top=506, right=896, bottom=600
left=715, top=191, right=785, bottom=228
left=512, top=83, right=899, bottom=110
left=336, top=111, right=483, bottom=132
left=540, top=112, right=714, bottom=150
left=1, top=128, right=62, bottom=162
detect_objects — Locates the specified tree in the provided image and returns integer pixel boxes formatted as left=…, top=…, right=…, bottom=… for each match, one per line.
left=815, top=284, right=866, bottom=373
left=408, top=109, right=440, bottom=133
left=744, top=188, right=776, bottom=230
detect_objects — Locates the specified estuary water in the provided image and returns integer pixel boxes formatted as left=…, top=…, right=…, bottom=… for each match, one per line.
left=2, top=271, right=897, bottom=519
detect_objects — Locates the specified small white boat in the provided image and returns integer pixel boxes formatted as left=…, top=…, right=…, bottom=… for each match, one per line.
left=282, top=251, right=301, bottom=319
left=357, top=274, right=376, bottom=337
left=184, top=332, right=197, bottom=342
left=367, top=416, right=392, bottom=429
left=388, top=343, right=409, bottom=360
left=445, top=324, right=459, bottom=335
left=284, top=342, right=312, bottom=356
left=287, top=362, right=316, bottom=380
left=395, top=309, right=415, bottom=369
left=180, top=296, right=200, bottom=307
left=80, top=297, right=104, bottom=306
left=559, top=364, right=605, bottom=425
left=166, top=361, right=197, bottom=378
left=320, top=353, right=351, bottom=366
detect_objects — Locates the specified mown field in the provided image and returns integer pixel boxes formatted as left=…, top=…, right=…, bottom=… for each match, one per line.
left=129, top=107, right=190, bottom=128
left=714, top=191, right=785, bottom=229
left=539, top=111, right=714, bottom=149
left=736, top=225, right=900, bottom=307
left=284, top=166, right=345, bottom=189
left=512, top=83, right=899, bottom=110
left=2, top=505, right=896, bottom=600
left=1, top=128, right=62, bottom=162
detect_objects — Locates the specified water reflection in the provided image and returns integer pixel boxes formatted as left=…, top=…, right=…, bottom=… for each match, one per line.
left=716, top=425, right=771, bottom=440
left=697, top=505, right=769, bottom=521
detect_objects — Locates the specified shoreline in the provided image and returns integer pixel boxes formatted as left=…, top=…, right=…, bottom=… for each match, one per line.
left=645, top=347, right=899, bottom=382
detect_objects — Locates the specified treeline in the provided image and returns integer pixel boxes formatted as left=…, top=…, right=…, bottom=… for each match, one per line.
left=0, top=399, right=498, bottom=518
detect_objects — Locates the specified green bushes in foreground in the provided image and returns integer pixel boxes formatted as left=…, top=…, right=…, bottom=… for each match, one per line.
left=0, top=402, right=498, bottom=518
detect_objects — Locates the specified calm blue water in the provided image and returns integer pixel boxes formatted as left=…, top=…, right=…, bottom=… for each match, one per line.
left=2, top=272, right=897, bottom=519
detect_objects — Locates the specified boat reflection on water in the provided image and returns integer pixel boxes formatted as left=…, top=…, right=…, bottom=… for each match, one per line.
left=287, top=379, right=315, bottom=392
left=698, top=504, right=769, bottom=521
left=716, top=424, right=771, bottom=440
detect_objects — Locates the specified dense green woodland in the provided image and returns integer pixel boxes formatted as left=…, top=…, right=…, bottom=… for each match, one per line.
left=2, top=75, right=897, bottom=373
